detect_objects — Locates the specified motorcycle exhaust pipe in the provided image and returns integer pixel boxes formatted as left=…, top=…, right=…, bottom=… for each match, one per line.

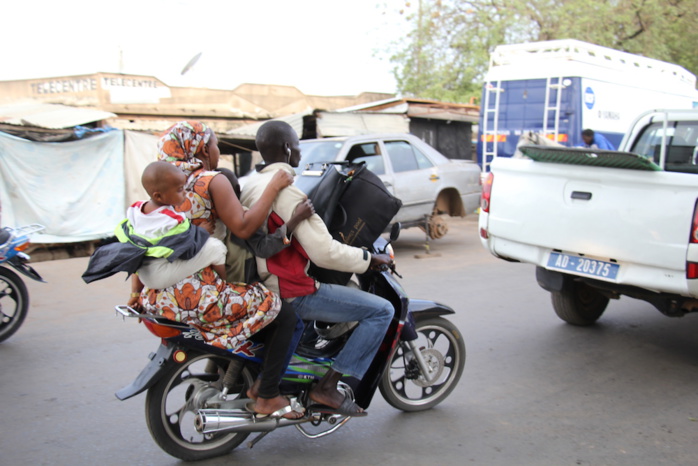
left=195, top=409, right=278, bottom=435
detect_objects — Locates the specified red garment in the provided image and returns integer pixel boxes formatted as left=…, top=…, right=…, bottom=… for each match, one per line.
left=266, top=212, right=316, bottom=299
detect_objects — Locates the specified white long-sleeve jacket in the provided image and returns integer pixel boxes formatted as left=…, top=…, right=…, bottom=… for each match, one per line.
left=240, top=163, right=370, bottom=298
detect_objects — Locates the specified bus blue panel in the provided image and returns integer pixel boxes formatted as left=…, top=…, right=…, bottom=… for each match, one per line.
left=478, top=77, right=584, bottom=167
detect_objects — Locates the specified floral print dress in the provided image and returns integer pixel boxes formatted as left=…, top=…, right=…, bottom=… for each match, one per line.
left=140, top=122, right=281, bottom=350
left=141, top=264, right=279, bottom=350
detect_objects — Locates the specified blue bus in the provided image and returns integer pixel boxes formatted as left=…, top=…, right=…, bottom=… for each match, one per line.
left=477, top=40, right=698, bottom=171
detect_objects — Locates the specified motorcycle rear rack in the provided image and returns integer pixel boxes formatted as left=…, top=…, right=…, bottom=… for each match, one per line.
left=9, top=224, right=45, bottom=237
left=0, top=224, right=45, bottom=251
left=114, top=305, right=191, bottom=330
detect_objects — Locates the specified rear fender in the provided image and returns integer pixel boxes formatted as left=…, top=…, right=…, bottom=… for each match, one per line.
left=7, top=256, right=45, bottom=282
left=115, top=343, right=177, bottom=401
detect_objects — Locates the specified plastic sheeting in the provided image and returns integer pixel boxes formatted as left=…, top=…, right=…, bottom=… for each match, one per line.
left=124, top=130, right=158, bottom=206
left=0, top=130, right=125, bottom=243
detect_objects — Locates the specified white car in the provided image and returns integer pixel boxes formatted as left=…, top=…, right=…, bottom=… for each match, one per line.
left=297, top=133, right=481, bottom=238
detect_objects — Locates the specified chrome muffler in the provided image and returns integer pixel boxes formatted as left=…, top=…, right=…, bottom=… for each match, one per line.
left=195, top=409, right=278, bottom=435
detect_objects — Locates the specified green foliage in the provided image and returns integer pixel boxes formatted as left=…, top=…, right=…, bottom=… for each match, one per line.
left=390, top=0, right=698, bottom=103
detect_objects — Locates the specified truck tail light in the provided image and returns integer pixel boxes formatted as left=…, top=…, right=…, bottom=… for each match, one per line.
left=481, top=172, right=494, bottom=213
left=691, top=202, right=698, bottom=244
left=687, top=263, right=698, bottom=279
left=687, top=201, right=698, bottom=279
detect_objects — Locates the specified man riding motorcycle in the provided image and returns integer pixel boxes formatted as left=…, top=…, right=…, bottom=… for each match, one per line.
left=240, top=120, right=394, bottom=416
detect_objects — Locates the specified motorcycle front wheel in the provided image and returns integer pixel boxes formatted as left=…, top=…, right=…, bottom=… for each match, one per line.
left=0, top=266, right=29, bottom=343
left=145, top=353, right=254, bottom=461
left=379, top=316, right=465, bottom=412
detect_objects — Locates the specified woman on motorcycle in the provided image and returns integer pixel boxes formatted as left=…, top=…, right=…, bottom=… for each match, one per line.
left=139, top=121, right=305, bottom=419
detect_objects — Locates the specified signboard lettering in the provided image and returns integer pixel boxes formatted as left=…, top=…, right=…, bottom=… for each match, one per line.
left=31, top=78, right=97, bottom=95
left=101, top=77, right=161, bottom=89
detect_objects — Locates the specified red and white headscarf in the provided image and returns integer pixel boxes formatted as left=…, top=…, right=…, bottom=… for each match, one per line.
left=157, top=121, right=213, bottom=177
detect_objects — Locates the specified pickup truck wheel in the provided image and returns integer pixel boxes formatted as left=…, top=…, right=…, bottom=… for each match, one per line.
left=551, top=281, right=609, bottom=326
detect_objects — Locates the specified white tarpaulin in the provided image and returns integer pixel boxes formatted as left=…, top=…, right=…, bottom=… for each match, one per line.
left=124, top=130, right=158, bottom=205
left=122, top=131, right=235, bottom=205
left=0, top=130, right=125, bottom=243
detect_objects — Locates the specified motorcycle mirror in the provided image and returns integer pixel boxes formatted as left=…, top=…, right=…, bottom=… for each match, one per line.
left=389, top=223, right=401, bottom=242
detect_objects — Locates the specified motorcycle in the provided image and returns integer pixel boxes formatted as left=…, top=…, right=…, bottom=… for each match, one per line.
left=115, top=223, right=466, bottom=461
left=0, top=224, right=45, bottom=343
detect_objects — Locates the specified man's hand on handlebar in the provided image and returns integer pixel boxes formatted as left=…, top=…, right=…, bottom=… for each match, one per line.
left=370, top=253, right=393, bottom=271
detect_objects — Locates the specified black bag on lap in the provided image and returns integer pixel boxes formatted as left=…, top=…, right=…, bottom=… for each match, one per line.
left=295, top=162, right=402, bottom=285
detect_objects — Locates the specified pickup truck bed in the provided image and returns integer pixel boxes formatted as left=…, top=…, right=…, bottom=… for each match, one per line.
left=485, top=154, right=698, bottom=296
left=479, top=125, right=698, bottom=325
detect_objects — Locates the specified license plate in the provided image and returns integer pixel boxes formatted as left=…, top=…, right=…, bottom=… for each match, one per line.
left=547, top=252, right=619, bottom=280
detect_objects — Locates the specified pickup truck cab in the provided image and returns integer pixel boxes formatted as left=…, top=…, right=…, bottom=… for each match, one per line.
left=479, top=109, right=698, bottom=325
left=622, top=109, right=698, bottom=173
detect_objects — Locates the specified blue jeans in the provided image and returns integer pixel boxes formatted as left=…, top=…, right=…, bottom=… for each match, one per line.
left=289, top=283, right=394, bottom=379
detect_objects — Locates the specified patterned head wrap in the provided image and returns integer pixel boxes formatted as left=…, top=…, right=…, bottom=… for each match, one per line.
left=157, top=121, right=213, bottom=176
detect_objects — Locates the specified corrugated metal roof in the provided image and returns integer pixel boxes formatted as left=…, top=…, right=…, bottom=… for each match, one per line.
left=317, top=113, right=409, bottom=137
left=224, top=111, right=310, bottom=139
left=337, top=97, right=404, bottom=113
left=406, top=105, right=479, bottom=123
left=0, top=101, right=116, bottom=129
left=223, top=110, right=410, bottom=140
left=338, top=98, right=480, bottom=123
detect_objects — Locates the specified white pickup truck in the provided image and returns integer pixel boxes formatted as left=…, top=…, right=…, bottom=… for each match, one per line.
left=478, top=109, right=698, bottom=325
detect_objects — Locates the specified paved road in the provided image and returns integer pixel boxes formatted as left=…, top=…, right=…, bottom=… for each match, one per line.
left=2, top=217, right=698, bottom=465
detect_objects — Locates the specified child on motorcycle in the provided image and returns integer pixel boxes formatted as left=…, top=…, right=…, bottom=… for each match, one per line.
left=82, top=161, right=227, bottom=288
left=129, top=160, right=228, bottom=287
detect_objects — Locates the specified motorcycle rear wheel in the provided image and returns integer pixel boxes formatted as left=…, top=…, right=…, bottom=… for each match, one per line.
left=145, top=353, right=253, bottom=461
left=0, top=267, right=29, bottom=343
left=379, top=316, right=465, bottom=412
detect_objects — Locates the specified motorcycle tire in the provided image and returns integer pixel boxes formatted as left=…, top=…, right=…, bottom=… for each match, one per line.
left=145, top=353, right=254, bottom=461
left=0, top=266, right=29, bottom=343
left=379, top=316, right=465, bottom=412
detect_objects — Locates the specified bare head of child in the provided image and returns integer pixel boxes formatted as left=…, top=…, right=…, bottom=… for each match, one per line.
left=140, top=161, right=227, bottom=279
left=141, top=161, right=187, bottom=212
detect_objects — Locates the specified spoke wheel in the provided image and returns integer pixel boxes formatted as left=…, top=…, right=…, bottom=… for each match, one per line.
left=145, top=353, right=253, bottom=461
left=379, top=316, right=465, bottom=412
left=0, top=267, right=29, bottom=343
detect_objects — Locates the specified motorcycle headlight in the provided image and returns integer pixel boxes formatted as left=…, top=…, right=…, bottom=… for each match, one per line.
left=386, top=244, right=395, bottom=261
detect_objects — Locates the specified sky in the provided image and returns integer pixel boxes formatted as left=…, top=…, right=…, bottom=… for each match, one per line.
left=2, top=0, right=414, bottom=96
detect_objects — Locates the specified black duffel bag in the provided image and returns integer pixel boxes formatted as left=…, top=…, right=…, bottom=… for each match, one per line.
left=295, top=161, right=402, bottom=284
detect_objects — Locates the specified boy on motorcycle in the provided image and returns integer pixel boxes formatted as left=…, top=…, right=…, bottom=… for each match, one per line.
left=82, top=161, right=226, bottom=287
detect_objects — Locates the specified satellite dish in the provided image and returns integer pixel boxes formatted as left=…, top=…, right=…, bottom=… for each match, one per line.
left=181, top=52, right=203, bottom=75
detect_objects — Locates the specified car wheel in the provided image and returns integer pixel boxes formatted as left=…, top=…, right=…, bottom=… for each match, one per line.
left=418, top=208, right=449, bottom=239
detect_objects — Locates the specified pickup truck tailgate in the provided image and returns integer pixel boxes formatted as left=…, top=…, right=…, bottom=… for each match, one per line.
left=483, top=157, right=698, bottom=296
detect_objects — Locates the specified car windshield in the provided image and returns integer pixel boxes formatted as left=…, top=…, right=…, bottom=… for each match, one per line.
left=298, top=140, right=343, bottom=171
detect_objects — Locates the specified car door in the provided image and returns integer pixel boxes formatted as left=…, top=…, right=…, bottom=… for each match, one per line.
left=380, top=139, right=438, bottom=223
left=343, top=138, right=394, bottom=181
